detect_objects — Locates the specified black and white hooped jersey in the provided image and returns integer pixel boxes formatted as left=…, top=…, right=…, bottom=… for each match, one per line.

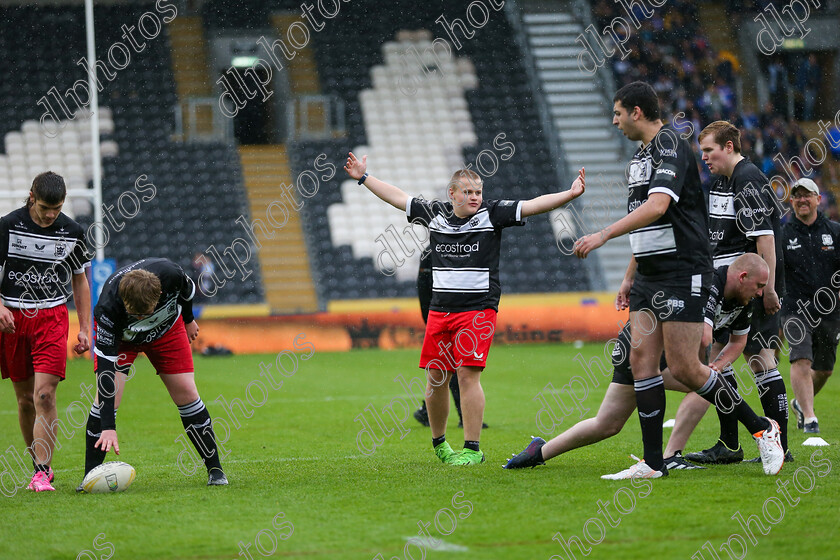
left=94, top=258, right=195, bottom=362
left=704, top=265, right=752, bottom=335
left=708, top=158, right=784, bottom=293
left=406, top=197, right=525, bottom=312
left=0, top=207, right=90, bottom=309
left=626, top=125, right=712, bottom=278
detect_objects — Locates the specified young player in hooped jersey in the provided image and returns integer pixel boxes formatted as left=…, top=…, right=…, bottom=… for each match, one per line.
left=573, top=81, right=784, bottom=478
left=0, top=171, right=91, bottom=492
left=78, top=258, right=227, bottom=489
left=344, top=152, right=585, bottom=465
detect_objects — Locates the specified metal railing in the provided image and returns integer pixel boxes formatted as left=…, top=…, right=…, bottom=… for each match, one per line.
left=173, top=97, right=233, bottom=142
left=286, top=94, right=346, bottom=141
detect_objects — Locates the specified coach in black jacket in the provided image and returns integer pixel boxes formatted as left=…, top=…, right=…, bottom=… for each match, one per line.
left=781, top=178, right=840, bottom=435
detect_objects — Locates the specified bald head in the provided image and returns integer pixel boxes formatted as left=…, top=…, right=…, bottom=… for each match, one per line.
left=726, top=253, right=769, bottom=305
left=731, top=253, right=769, bottom=280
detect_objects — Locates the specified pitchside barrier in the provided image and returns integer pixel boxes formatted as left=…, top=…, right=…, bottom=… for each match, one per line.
left=63, top=292, right=626, bottom=358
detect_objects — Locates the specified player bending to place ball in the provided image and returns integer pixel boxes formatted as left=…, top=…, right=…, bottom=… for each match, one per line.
left=345, top=152, right=584, bottom=465
left=77, top=258, right=227, bottom=490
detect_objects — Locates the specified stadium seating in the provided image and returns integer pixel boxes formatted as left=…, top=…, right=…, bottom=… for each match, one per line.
left=283, top=0, right=589, bottom=300
left=0, top=3, right=263, bottom=304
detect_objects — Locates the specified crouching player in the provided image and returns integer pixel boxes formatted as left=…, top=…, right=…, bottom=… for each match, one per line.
left=77, top=258, right=227, bottom=489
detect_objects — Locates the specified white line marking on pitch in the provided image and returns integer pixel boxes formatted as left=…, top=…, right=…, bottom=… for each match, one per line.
left=403, top=537, right=468, bottom=552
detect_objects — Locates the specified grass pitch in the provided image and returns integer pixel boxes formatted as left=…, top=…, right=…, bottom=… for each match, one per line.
left=0, top=342, right=838, bottom=559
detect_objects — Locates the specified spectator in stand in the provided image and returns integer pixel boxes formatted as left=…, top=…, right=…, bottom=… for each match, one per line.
left=796, top=54, right=820, bottom=120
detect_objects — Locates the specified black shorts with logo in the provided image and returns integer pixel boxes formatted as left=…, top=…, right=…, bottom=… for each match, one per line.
left=629, top=272, right=711, bottom=323
left=745, top=298, right=781, bottom=353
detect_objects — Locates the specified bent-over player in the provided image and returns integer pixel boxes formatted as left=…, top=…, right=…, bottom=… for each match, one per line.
left=573, top=82, right=783, bottom=477
left=78, top=258, right=227, bottom=489
left=505, top=253, right=768, bottom=472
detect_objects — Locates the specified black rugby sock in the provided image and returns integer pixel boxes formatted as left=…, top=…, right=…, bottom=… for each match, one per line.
left=178, top=399, right=223, bottom=472
left=84, top=403, right=108, bottom=475
left=716, top=367, right=740, bottom=449
left=756, top=370, right=788, bottom=451
left=634, top=375, right=665, bottom=471
left=696, top=369, right=767, bottom=434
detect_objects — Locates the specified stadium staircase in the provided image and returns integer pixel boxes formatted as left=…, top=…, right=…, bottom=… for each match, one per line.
left=167, top=16, right=215, bottom=137
left=521, top=11, right=631, bottom=290
left=270, top=14, right=322, bottom=96
left=238, top=145, right=319, bottom=313
left=698, top=1, right=755, bottom=108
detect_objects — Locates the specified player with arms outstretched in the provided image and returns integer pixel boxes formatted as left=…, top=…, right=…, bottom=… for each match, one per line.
left=345, top=152, right=584, bottom=465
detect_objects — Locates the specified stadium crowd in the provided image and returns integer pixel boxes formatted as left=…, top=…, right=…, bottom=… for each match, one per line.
left=592, top=0, right=840, bottom=219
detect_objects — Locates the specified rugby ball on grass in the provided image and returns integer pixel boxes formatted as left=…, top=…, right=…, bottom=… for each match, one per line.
left=82, top=461, right=136, bottom=493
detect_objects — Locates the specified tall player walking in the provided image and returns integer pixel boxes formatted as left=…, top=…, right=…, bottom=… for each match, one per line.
left=573, top=82, right=784, bottom=477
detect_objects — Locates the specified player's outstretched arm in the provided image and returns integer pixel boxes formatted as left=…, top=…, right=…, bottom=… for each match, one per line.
left=521, top=168, right=585, bottom=218
left=343, top=152, right=409, bottom=211
left=573, top=192, right=671, bottom=258
left=71, top=271, right=91, bottom=354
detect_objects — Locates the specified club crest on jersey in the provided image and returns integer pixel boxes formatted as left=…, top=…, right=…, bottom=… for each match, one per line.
left=822, top=234, right=833, bottom=246
left=628, top=160, right=651, bottom=186
left=54, top=243, right=66, bottom=257
left=469, top=217, right=479, bottom=227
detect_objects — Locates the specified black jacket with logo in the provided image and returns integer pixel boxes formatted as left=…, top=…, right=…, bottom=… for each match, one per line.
left=781, top=212, right=840, bottom=320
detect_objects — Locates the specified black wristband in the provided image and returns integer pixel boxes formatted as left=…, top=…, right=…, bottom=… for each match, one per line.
left=358, top=173, right=369, bottom=185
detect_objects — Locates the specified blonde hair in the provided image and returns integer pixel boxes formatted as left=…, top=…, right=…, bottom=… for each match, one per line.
left=448, top=169, right=483, bottom=192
